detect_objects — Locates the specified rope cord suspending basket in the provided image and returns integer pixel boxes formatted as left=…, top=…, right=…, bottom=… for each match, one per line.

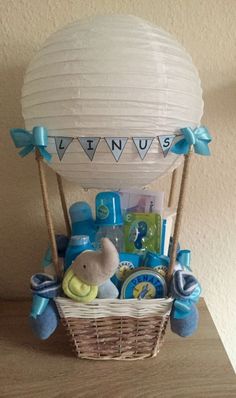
left=10, top=15, right=212, bottom=360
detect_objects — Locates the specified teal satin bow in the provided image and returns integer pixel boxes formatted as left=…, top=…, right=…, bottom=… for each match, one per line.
left=173, top=285, right=201, bottom=319
left=10, top=126, right=52, bottom=162
left=171, top=126, right=212, bottom=156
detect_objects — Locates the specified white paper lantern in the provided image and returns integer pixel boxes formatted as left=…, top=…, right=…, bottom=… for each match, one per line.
left=21, top=15, right=203, bottom=189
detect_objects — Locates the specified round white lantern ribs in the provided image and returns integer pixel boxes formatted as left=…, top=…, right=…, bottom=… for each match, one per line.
left=21, top=15, right=203, bottom=189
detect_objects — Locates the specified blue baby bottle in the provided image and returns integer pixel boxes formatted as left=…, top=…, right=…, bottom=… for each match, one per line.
left=69, top=202, right=97, bottom=245
left=64, top=235, right=94, bottom=271
left=95, top=192, right=124, bottom=252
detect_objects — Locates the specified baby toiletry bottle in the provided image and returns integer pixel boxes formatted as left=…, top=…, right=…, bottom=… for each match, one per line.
left=69, top=202, right=97, bottom=245
left=95, top=192, right=124, bottom=252
left=64, top=235, right=94, bottom=271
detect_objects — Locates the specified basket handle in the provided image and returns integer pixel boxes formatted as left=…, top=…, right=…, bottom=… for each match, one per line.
left=56, top=173, right=71, bottom=237
left=35, top=149, right=61, bottom=279
left=167, top=151, right=192, bottom=280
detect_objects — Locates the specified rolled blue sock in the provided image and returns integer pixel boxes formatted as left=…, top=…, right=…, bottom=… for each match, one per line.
left=170, top=303, right=199, bottom=337
left=29, top=273, right=61, bottom=340
left=29, top=301, right=59, bottom=340
left=170, top=270, right=201, bottom=337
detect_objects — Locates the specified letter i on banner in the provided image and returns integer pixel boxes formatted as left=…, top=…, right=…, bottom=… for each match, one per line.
left=158, top=135, right=176, bottom=157
left=133, top=138, right=154, bottom=160
left=105, top=137, right=128, bottom=161
left=78, top=137, right=100, bottom=160
left=55, top=137, right=74, bottom=160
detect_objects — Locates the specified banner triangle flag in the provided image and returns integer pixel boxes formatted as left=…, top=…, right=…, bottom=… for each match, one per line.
left=158, top=135, right=176, bottom=157
left=133, top=137, right=154, bottom=160
left=55, top=137, right=73, bottom=161
left=78, top=137, right=100, bottom=161
left=105, top=137, right=128, bottom=162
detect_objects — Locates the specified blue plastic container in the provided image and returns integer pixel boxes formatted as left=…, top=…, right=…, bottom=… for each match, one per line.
left=95, top=192, right=123, bottom=226
left=69, top=202, right=97, bottom=245
left=95, top=192, right=124, bottom=252
left=64, top=235, right=94, bottom=271
left=144, top=251, right=170, bottom=278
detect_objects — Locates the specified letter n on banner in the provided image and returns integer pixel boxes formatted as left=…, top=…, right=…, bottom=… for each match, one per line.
left=133, top=137, right=154, bottom=160
left=78, top=137, right=100, bottom=161
left=105, top=137, right=128, bottom=161
left=55, top=137, right=74, bottom=161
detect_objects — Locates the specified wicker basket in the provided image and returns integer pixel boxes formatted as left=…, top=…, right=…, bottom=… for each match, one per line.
left=55, top=296, right=173, bottom=360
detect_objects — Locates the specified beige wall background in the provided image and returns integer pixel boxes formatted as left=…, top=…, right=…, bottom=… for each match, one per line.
left=1, top=0, right=236, bottom=371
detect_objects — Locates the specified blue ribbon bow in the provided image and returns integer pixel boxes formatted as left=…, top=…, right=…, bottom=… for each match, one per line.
left=171, top=126, right=212, bottom=156
left=10, top=126, right=52, bottom=162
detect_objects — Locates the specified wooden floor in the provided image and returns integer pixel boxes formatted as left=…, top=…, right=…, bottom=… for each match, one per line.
left=0, top=299, right=235, bottom=398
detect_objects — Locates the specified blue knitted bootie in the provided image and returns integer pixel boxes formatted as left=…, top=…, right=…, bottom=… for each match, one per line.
left=170, top=303, right=199, bottom=337
left=29, top=300, right=59, bottom=340
left=29, top=273, right=61, bottom=340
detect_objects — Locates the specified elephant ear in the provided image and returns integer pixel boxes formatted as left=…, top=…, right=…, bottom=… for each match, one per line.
left=100, top=238, right=119, bottom=276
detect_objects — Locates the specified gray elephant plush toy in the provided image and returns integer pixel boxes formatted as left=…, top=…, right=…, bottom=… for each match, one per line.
left=62, top=238, right=119, bottom=302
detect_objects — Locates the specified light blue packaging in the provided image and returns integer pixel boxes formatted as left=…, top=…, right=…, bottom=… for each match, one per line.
left=64, top=235, right=94, bottom=271
left=144, top=251, right=170, bottom=278
left=69, top=202, right=97, bottom=245
left=111, top=253, right=141, bottom=293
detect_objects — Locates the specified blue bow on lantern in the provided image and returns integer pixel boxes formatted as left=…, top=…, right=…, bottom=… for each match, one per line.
left=10, top=126, right=52, bottom=162
left=171, top=126, right=212, bottom=156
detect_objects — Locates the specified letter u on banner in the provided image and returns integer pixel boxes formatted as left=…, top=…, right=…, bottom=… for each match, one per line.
left=133, top=137, right=154, bottom=160
left=105, top=137, right=128, bottom=161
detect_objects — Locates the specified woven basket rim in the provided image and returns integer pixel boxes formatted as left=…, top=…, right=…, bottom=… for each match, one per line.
left=55, top=296, right=173, bottom=304
left=55, top=296, right=174, bottom=319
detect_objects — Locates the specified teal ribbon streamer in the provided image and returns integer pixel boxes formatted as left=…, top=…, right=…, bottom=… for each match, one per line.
left=171, top=126, right=212, bottom=156
left=176, top=250, right=191, bottom=270
left=30, top=295, right=49, bottom=319
left=173, top=285, right=202, bottom=319
left=10, top=126, right=52, bottom=162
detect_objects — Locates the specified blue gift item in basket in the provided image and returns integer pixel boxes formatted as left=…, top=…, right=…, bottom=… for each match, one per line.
left=29, top=273, right=61, bottom=340
left=144, top=251, right=170, bottom=278
left=170, top=270, right=201, bottom=337
left=64, top=235, right=94, bottom=271
left=69, top=201, right=97, bottom=245
left=95, top=191, right=124, bottom=252
left=120, top=268, right=167, bottom=299
left=124, top=212, right=162, bottom=254
left=111, top=252, right=141, bottom=292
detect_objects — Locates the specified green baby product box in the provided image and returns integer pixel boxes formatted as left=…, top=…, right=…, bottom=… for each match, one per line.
left=124, top=212, right=162, bottom=254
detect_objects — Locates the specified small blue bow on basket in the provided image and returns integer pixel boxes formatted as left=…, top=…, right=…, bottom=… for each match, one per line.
left=10, top=126, right=52, bottom=162
left=171, top=126, right=212, bottom=156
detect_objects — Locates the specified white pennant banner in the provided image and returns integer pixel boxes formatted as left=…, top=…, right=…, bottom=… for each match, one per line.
left=55, top=137, right=73, bottom=160
left=133, top=137, right=154, bottom=160
left=52, top=134, right=179, bottom=161
left=158, top=135, right=176, bottom=157
left=78, top=137, right=100, bottom=161
left=105, top=137, right=128, bottom=161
